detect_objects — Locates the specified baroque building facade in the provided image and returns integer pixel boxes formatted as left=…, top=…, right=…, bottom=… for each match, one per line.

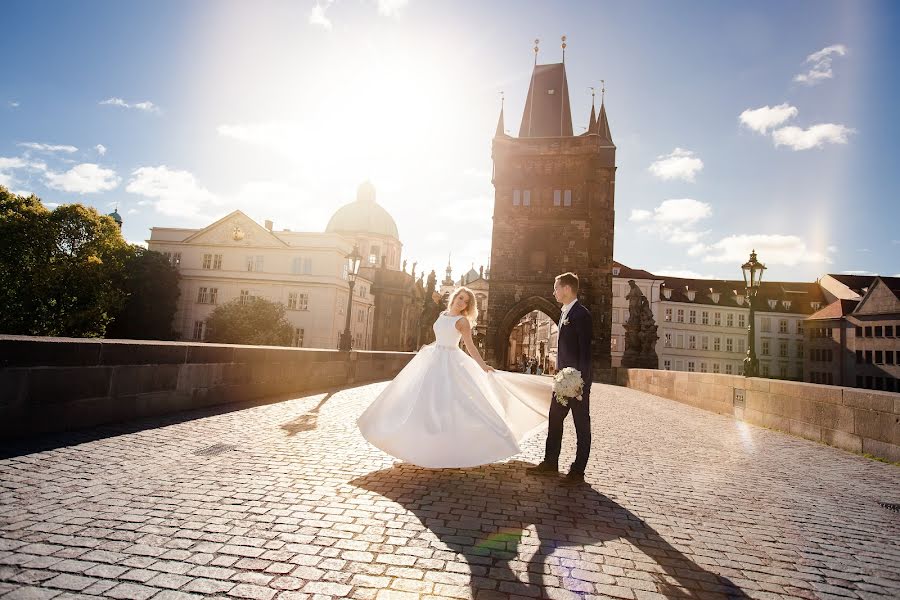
left=485, top=55, right=616, bottom=373
left=148, top=182, right=428, bottom=351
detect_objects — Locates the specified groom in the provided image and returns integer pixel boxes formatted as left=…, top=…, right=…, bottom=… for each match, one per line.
left=528, top=272, right=593, bottom=485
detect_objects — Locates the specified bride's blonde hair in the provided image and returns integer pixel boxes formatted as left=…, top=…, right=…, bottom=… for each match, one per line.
left=447, top=286, right=478, bottom=327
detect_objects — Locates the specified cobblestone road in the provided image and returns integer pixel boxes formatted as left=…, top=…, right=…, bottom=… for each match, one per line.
left=1, top=383, right=898, bottom=600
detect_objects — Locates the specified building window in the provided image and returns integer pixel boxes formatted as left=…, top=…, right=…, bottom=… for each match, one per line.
left=726, top=338, right=733, bottom=353
left=611, top=336, right=619, bottom=351
left=202, top=254, right=212, bottom=269
left=797, top=342, right=804, bottom=359
left=886, top=351, right=895, bottom=365
left=714, top=337, right=721, bottom=352
left=761, top=339, right=770, bottom=356
left=701, top=336, right=709, bottom=350
left=163, top=251, right=182, bottom=268
left=664, top=333, right=672, bottom=348
left=342, top=264, right=349, bottom=280
left=875, top=350, right=884, bottom=364
left=714, top=312, right=721, bottom=326
left=737, top=338, right=746, bottom=354
left=688, top=335, right=696, bottom=350
left=738, top=314, right=746, bottom=329
left=865, top=350, right=873, bottom=364
left=665, top=308, right=672, bottom=322
left=523, top=190, right=531, bottom=206
left=726, top=313, right=734, bottom=328
left=292, top=328, right=304, bottom=348
left=856, top=326, right=863, bottom=337
left=725, top=364, right=733, bottom=375
left=689, top=310, right=696, bottom=324
left=688, top=361, right=695, bottom=372
left=779, top=341, right=788, bottom=358
left=246, top=255, right=264, bottom=272
left=513, top=189, right=521, bottom=206
left=700, top=362, right=707, bottom=373
left=292, top=257, right=313, bottom=275
left=856, top=349, right=863, bottom=364
left=563, top=190, right=572, bottom=206
left=737, top=364, right=744, bottom=376
left=676, top=334, right=684, bottom=348
left=663, top=360, right=671, bottom=371
left=676, top=309, right=684, bottom=323
left=761, top=317, right=771, bottom=333
left=779, top=319, right=788, bottom=334
left=761, top=363, right=770, bottom=377
left=701, top=311, right=709, bottom=325
left=713, top=363, right=720, bottom=374
left=779, top=363, right=788, bottom=378
left=240, top=289, right=251, bottom=304
left=865, top=326, right=872, bottom=337
left=553, top=189, right=561, bottom=206
left=213, top=254, right=222, bottom=269
left=797, top=320, right=804, bottom=335
left=192, top=320, right=206, bottom=340
left=886, top=325, right=894, bottom=337
left=197, top=287, right=209, bottom=303
left=369, top=245, right=380, bottom=266
left=875, top=326, right=883, bottom=337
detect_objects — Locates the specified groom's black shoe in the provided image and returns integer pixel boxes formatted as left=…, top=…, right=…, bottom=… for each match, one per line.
left=526, top=462, right=559, bottom=476
left=561, top=471, right=585, bottom=486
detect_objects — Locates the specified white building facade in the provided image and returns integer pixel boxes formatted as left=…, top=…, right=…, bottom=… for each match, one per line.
left=611, top=262, right=664, bottom=367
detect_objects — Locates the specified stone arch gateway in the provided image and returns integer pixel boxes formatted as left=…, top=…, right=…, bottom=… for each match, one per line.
left=484, top=55, right=615, bottom=375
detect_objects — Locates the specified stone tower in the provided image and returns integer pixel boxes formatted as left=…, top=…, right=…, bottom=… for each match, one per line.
left=484, top=54, right=616, bottom=373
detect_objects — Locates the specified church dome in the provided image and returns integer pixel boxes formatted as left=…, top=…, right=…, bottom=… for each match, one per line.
left=325, top=182, right=399, bottom=239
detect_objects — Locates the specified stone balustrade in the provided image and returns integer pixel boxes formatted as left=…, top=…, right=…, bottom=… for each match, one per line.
left=0, top=335, right=413, bottom=439
left=618, top=368, right=900, bottom=463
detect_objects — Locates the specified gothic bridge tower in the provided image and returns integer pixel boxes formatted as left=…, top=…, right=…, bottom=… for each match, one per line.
left=485, top=42, right=616, bottom=373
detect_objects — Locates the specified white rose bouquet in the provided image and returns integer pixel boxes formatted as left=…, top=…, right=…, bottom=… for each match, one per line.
left=552, top=367, right=583, bottom=406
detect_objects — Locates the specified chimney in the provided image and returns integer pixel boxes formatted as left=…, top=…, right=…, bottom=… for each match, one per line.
left=264, top=219, right=273, bottom=231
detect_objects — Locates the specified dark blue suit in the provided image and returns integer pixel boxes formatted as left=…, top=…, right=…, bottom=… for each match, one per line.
left=545, top=300, right=593, bottom=474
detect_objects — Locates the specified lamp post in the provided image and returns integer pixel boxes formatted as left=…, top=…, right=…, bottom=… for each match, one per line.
left=741, top=249, right=767, bottom=377
left=339, top=244, right=362, bottom=352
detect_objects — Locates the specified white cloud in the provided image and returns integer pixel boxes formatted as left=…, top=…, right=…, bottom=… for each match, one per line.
left=647, top=148, right=704, bottom=182
left=702, top=234, right=832, bottom=266
left=1, top=156, right=48, bottom=191
left=95, top=144, right=107, bottom=156
left=126, top=165, right=221, bottom=218
left=739, top=104, right=798, bottom=134
left=377, top=0, right=409, bottom=16
left=18, top=142, right=78, bottom=153
left=794, top=44, right=847, bottom=85
left=840, top=270, right=875, bottom=275
left=629, top=209, right=651, bottom=222
left=309, top=1, right=334, bottom=29
left=8, top=101, right=20, bottom=108
left=45, top=163, right=120, bottom=194
left=44, top=202, right=60, bottom=209
left=100, top=97, right=161, bottom=113
left=646, top=198, right=711, bottom=224
left=629, top=198, right=713, bottom=247
left=653, top=268, right=716, bottom=280
left=771, top=123, right=855, bottom=150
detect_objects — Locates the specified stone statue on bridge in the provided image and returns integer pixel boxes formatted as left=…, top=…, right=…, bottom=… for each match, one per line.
left=417, top=269, right=445, bottom=347
left=622, top=280, right=659, bottom=369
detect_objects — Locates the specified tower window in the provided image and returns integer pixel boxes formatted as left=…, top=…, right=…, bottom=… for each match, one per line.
left=523, top=190, right=531, bottom=206
left=513, top=189, right=521, bottom=206
left=554, top=190, right=561, bottom=206
left=564, top=190, right=572, bottom=206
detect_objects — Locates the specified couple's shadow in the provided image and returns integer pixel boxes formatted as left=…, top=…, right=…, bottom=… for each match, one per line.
left=350, top=461, right=747, bottom=599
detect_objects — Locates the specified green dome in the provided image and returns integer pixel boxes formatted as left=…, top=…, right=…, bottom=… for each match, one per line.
left=108, top=210, right=122, bottom=224
left=325, top=182, right=399, bottom=239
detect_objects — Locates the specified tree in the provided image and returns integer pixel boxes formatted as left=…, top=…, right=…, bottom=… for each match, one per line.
left=106, top=247, right=181, bottom=340
left=205, top=297, right=294, bottom=346
left=0, top=187, right=130, bottom=337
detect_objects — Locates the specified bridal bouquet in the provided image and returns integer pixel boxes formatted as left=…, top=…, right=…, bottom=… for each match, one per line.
left=552, top=367, right=583, bottom=406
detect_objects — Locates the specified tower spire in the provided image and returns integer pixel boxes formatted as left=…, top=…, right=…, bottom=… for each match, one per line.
left=588, top=86, right=597, bottom=133
left=495, top=91, right=505, bottom=137
left=597, top=80, right=613, bottom=143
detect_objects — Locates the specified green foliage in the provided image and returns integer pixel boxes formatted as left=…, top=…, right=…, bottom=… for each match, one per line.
left=106, top=247, right=181, bottom=340
left=0, top=187, right=180, bottom=339
left=205, top=297, right=294, bottom=346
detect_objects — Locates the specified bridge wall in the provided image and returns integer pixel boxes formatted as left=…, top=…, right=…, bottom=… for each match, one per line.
left=0, top=335, right=414, bottom=439
left=618, top=369, right=900, bottom=463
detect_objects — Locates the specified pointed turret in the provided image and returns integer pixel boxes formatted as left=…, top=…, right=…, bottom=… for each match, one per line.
left=495, top=104, right=505, bottom=137
left=597, top=101, right=613, bottom=144
left=588, top=103, right=597, bottom=134
left=518, top=62, right=573, bottom=137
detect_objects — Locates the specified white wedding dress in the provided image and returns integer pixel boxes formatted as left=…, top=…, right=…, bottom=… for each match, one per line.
left=357, top=312, right=552, bottom=468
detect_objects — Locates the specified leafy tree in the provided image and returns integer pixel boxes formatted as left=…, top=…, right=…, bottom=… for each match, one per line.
left=0, top=187, right=131, bottom=337
left=106, top=247, right=181, bottom=340
left=205, top=297, right=294, bottom=346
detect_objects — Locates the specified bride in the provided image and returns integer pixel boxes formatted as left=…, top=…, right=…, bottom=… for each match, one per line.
left=357, top=286, right=552, bottom=468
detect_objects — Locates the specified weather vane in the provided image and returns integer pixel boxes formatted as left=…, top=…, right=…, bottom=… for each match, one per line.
left=533, top=38, right=540, bottom=65
left=588, top=86, right=596, bottom=107
left=561, top=35, right=567, bottom=62
left=601, top=79, right=606, bottom=103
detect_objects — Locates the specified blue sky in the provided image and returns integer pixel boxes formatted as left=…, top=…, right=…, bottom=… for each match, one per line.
left=1, top=0, right=898, bottom=283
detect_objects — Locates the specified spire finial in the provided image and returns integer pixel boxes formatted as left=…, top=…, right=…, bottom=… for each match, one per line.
left=533, top=38, right=539, bottom=66
left=561, top=35, right=567, bottom=63
left=589, top=86, right=596, bottom=107
left=495, top=91, right=506, bottom=137
left=601, top=79, right=606, bottom=104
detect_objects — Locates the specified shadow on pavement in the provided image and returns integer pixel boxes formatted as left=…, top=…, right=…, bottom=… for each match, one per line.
left=350, top=461, right=748, bottom=599
left=280, top=392, right=335, bottom=435
left=0, top=386, right=350, bottom=460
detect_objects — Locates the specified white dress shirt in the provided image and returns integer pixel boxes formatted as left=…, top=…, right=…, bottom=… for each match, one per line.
left=559, top=298, right=578, bottom=327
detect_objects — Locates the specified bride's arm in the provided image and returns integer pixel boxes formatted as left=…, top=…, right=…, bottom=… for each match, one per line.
left=456, top=318, right=495, bottom=372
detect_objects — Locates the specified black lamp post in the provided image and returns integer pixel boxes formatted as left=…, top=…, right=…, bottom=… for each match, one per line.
left=741, top=249, right=767, bottom=377
left=339, top=244, right=362, bottom=352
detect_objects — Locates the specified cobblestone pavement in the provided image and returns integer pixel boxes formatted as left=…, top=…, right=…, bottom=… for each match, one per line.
left=1, top=383, right=899, bottom=600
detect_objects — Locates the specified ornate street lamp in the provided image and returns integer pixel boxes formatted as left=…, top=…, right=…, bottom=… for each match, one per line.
left=741, top=249, right=766, bottom=377
left=339, top=244, right=362, bottom=352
